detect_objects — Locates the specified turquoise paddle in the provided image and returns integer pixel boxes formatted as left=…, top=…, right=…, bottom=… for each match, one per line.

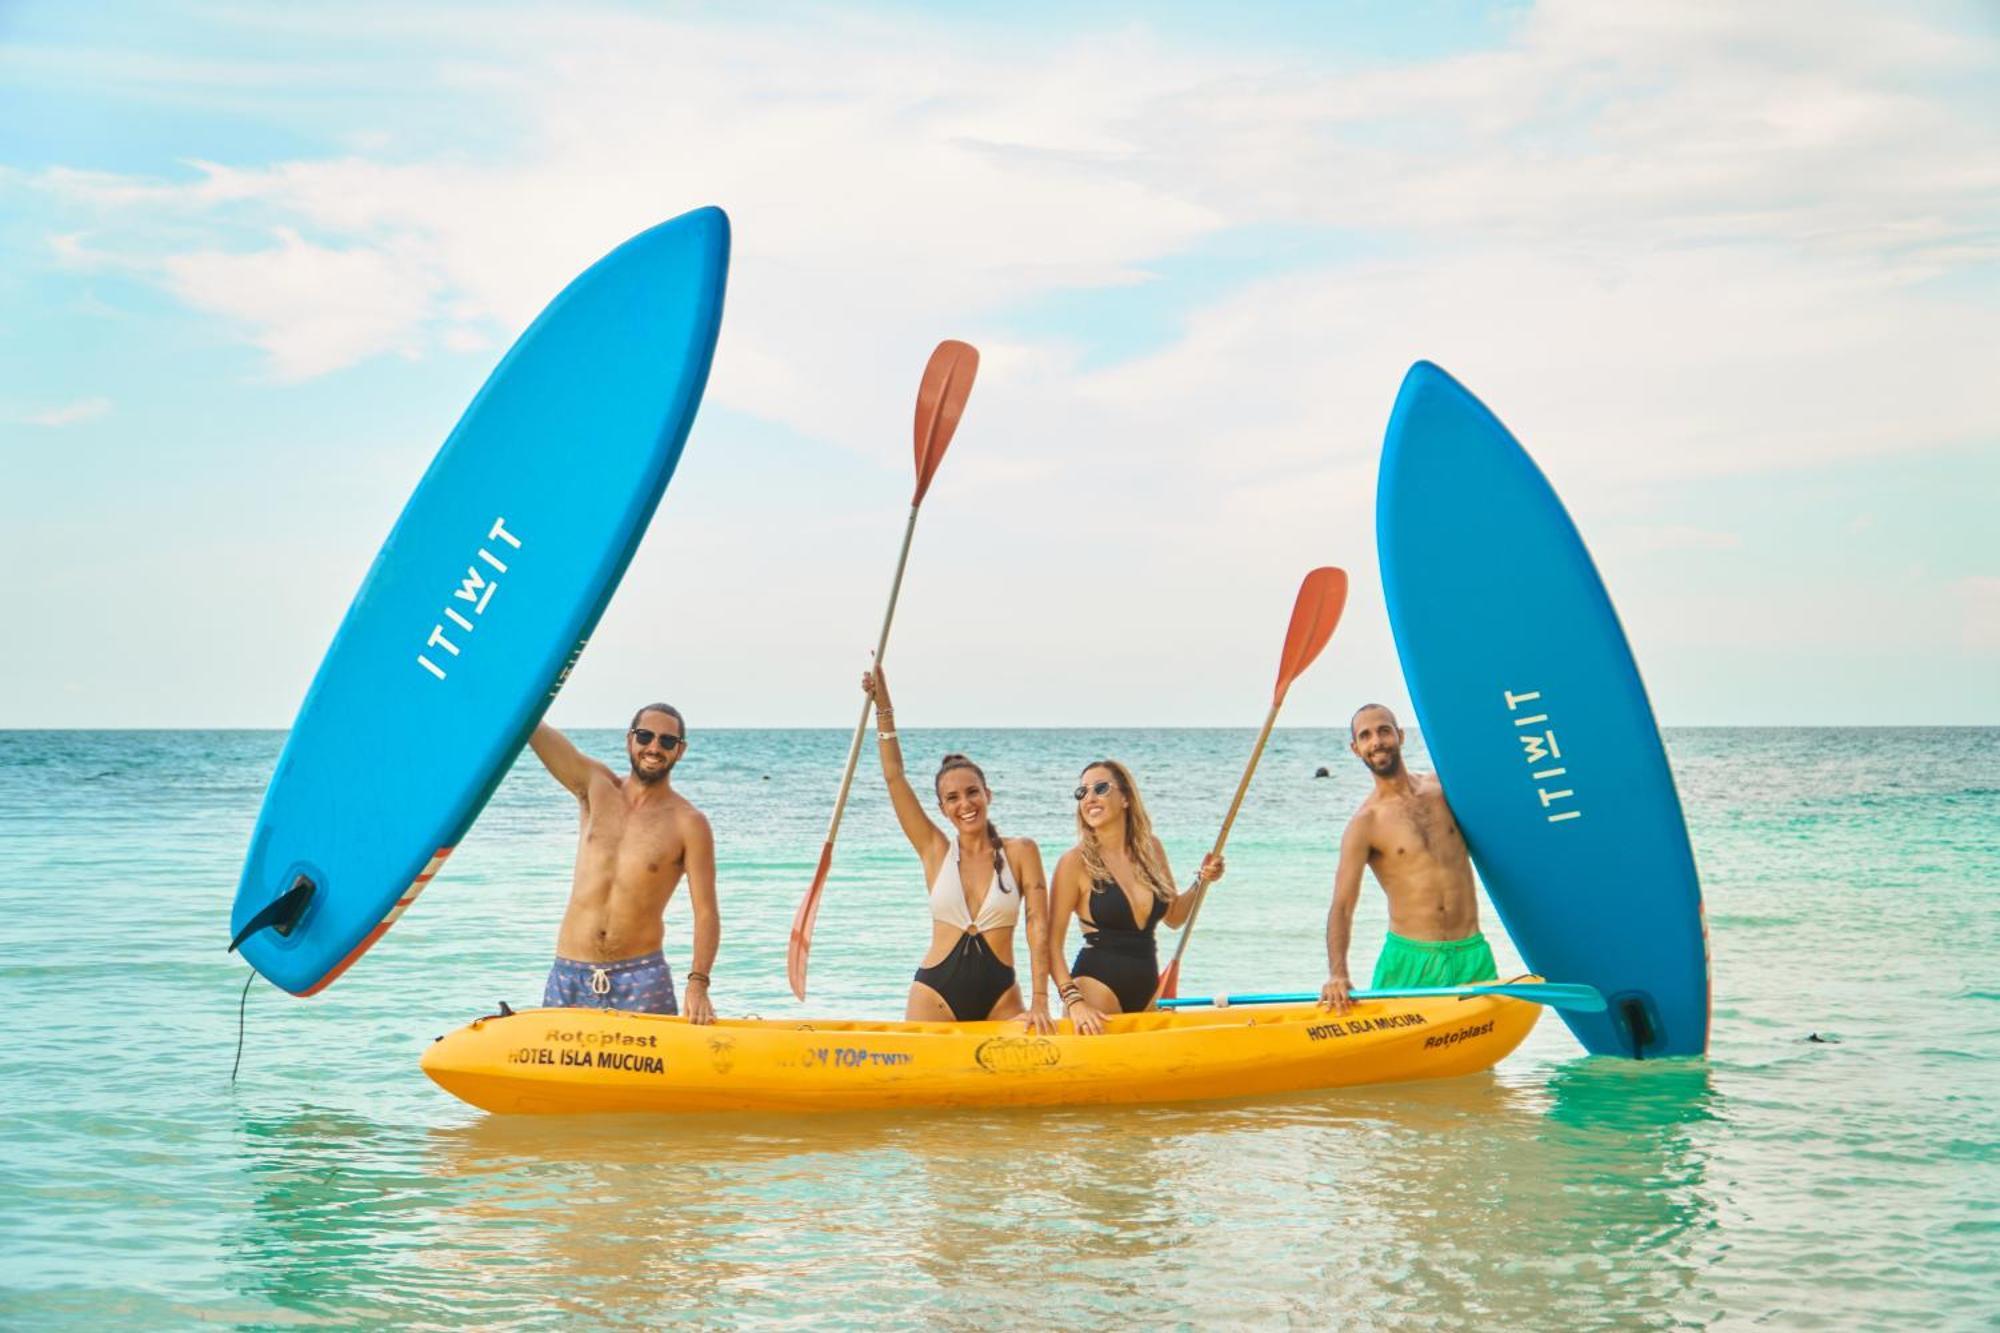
left=1156, top=981, right=1607, bottom=1013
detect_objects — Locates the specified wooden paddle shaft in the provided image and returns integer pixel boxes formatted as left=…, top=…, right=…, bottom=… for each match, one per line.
left=1209, top=697, right=1283, bottom=856
left=1155, top=698, right=1282, bottom=1002
left=819, top=504, right=921, bottom=845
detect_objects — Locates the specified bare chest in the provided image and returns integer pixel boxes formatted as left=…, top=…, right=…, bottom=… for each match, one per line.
left=1370, top=791, right=1465, bottom=866
left=580, top=787, right=687, bottom=877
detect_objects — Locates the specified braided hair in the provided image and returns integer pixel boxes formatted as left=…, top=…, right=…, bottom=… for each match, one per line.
left=935, top=753, right=1009, bottom=889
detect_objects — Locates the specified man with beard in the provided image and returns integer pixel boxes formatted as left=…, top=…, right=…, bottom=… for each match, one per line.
left=528, top=704, right=718, bottom=1023
left=1319, top=703, right=1497, bottom=1013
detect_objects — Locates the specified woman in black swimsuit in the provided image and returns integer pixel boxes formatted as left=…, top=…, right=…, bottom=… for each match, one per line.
left=863, top=667, right=1055, bottom=1030
left=1049, top=759, right=1223, bottom=1034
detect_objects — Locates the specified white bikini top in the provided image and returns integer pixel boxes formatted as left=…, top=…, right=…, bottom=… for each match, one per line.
left=929, top=845, right=1021, bottom=935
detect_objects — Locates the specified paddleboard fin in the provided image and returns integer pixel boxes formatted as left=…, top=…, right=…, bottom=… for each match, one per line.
left=228, top=875, right=316, bottom=953
left=1619, top=995, right=1657, bottom=1059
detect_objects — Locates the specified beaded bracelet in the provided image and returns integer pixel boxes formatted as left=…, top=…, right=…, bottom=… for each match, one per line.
left=687, top=971, right=711, bottom=987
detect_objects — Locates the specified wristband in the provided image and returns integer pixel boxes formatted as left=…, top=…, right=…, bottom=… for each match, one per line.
left=687, top=971, right=710, bottom=987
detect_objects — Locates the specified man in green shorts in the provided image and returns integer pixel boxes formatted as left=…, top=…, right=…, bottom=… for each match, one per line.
left=1320, top=703, right=1498, bottom=1012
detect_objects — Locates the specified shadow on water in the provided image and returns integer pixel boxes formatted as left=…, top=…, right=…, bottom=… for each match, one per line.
left=1332, top=1058, right=1722, bottom=1328
left=419, top=1111, right=918, bottom=1321
left=1106, top=1059, right=1728, bottom=1327
left=410, top=1091, right=1551, bottom=1324
left=227, top=1107, right=538, bottom=1327
left=415, top=1106, right=1227, bottom=1323
left=220, top=1062, right=1722, bottom=1327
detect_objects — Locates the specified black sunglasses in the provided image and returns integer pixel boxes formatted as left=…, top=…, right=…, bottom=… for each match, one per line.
left=629, top=728, right=684, bottom=750
left=1073, top=779, right=1114, bottom=802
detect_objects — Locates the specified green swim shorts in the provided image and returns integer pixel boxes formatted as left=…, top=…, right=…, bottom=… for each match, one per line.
left=1370, top=931, right=1499, bottom=990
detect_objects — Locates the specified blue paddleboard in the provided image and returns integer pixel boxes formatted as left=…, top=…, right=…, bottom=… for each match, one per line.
left=229, top=207, right=730, bottom=995
left=1376, top=361, right=1709, bottom=1057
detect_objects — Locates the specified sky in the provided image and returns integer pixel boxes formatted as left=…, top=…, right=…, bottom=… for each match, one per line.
left=1, top=0, right=1995, bottom=728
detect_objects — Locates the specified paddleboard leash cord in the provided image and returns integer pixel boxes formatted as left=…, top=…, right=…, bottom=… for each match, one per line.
left=230, top=970, right=253, bottom=1085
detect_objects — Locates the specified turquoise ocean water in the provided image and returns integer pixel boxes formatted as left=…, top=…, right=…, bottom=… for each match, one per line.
left=0, top=727, right=1994, bottom=1328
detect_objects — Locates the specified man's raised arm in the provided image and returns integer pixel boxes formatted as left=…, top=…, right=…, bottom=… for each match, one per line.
left=529, top=721, right=609, bottom=800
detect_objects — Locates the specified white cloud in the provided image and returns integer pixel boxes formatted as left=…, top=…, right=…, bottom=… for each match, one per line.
left=9, top=1, right=1997, bottom=725
left=19, top=397, right=113, bottom=427
left=22, top=0, right=1994, bottom=483
left=159, top=227, right=440, bottom=379
left=1069, top=242, right=2000, bottom=499
left=47, top=232, right=99, bottom=267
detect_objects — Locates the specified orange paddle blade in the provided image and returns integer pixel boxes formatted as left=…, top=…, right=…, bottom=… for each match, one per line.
left=1273, top=567, right=1348, bottom=704
left=911, top=340, right=978, bottom=505
left=1158, top=957, right=1181, bottom=1001
left=787, top=842, right=835, bottom=1000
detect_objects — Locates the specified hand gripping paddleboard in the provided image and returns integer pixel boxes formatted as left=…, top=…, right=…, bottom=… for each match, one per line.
left=229, top=207, right=730, bottom=995
left=1376, top=361, right=1710, bottom=1057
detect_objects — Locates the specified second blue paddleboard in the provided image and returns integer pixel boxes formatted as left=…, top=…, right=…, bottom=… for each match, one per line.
left=1377, top=361, right=1709, bottom=1057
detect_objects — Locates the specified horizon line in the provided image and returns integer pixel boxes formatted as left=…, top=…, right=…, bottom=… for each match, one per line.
left=0, top=723, right=1993, bottom=733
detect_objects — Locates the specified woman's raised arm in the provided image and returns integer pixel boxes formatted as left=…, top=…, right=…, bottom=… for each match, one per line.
left=866, top=667, right=946, bottom=864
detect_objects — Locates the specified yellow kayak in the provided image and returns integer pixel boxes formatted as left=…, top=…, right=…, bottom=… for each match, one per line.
left=421, top=987, right=1541, bottom=1115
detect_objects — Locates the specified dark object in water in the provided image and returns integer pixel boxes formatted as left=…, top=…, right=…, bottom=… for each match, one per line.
left=1314, top=766, right=1331, bottom=778
left=1805, top=1032, right=1839, bottom=1043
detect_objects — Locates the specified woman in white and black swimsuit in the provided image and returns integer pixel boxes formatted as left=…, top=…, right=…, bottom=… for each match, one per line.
left=863, top=668, right=1055, bottom=1030
left=1049, top=759, right=1223, bottom=1034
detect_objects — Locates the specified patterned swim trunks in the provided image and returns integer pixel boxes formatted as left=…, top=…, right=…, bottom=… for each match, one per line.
left=542, top=950, right=679, bottom=1015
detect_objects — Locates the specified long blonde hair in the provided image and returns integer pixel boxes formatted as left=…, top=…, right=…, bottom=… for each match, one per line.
left=1074, top=759, right=1175, bottom=901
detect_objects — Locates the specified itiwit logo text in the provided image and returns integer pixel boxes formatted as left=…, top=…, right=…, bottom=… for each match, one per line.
left=1504, top=688, right=1580, bottom=824
left=417, top=517, right=521, bottom=681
